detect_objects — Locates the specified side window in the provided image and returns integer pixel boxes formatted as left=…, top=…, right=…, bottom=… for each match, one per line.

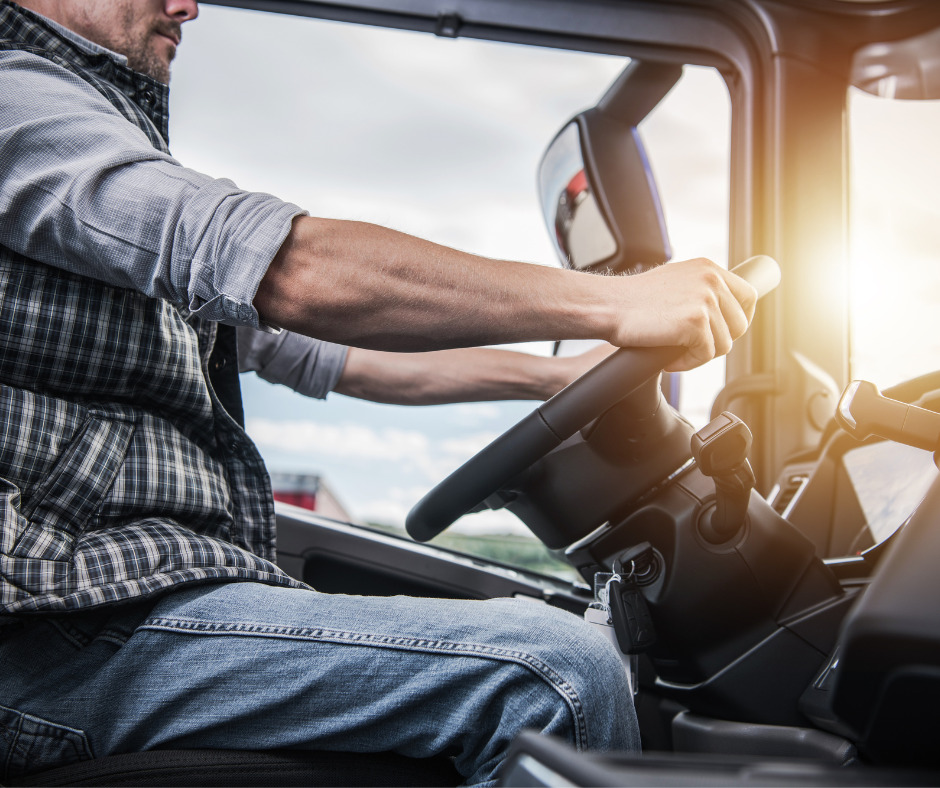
left=839, top=87, right=940, bottom=550
left=171, top=8, right=730, bottom=579
left=847, top=88, right=940, bottom=387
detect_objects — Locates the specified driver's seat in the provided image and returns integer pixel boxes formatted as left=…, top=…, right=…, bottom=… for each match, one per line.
left=18, top=747, right=461, bottom=786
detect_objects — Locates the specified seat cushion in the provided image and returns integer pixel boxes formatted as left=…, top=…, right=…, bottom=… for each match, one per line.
left=17, top=748, right=461, bottom=787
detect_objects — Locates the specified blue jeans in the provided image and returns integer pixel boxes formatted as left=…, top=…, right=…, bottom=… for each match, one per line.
left=0, top=582, right=639, bottom=785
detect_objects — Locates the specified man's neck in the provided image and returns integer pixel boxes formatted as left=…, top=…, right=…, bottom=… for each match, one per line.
left=15, top=1, right=66, bottom=28
left=12, top=1, right=126, bottom=61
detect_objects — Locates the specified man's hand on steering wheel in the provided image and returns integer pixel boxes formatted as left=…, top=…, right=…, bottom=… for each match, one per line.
left=406, top=256, right=777, bottom=542
left=603, top=257, right=758, bottom=372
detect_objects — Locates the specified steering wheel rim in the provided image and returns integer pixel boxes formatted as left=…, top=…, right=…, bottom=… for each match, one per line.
left=405, top=255, right=780, bottom=543
left=405, top=345, right=680, bottom=541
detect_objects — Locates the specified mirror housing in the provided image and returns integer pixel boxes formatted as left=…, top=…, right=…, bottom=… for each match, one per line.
left=538, top=60, right=679, bottom=275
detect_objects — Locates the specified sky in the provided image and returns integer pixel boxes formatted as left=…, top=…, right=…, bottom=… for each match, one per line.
left=165, top=3, right=734, bottom=532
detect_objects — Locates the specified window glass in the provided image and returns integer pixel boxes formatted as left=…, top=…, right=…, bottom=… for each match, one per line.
left=838, top=89, right=940, bottom=552
left=848, top=89, right=940, bottom=386
left=170, top=7, right=729, bottom=579
left=639, top=68, right=731, bottom=427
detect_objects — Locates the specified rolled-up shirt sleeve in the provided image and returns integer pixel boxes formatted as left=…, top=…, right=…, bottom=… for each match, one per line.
left=237, top=327, right=349, bottom=399
left=0, top=49, right=305, bottom=328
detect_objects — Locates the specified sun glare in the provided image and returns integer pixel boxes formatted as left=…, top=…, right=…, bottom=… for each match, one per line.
left=848, top=89, right=940, bottom=388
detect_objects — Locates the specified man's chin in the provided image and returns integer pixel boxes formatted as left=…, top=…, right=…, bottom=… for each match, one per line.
left=128, top=53, right=171, bottom=84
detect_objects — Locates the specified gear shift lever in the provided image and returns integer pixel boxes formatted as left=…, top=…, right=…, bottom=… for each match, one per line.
left=691, top=411, right=756, bottom=543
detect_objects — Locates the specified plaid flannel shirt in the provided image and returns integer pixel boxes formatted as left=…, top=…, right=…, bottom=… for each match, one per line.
left=0, top=1, right=308, bottom=615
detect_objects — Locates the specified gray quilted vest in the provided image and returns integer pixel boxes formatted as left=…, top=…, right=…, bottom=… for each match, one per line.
left=0, top=1, right=302, bottom=615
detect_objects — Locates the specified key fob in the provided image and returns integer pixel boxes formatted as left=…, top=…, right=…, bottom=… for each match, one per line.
left=609, top=575, right=657, bottom=654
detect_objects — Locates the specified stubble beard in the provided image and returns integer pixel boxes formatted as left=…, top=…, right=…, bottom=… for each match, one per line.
left=89, top=5, right=181, bottom=84
left=126, top=42, right=173, bottom=84
left=124, top=23, right=181, bottom=84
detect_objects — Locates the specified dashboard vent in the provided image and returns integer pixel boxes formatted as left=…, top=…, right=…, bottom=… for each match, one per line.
left=770, top=473, right=810, bottom=518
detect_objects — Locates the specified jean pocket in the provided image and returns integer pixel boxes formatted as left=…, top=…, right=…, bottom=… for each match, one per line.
left=0, top=704, right=93, bottom=781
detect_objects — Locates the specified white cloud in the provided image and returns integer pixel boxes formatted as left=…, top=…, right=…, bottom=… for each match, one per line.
left=440, top=431, right=501, bottom=458
left=247, top=419, right=429, bottom=461
left=448, top=403, right=508, bottom=426
left=246, top=418, right=504, bottom=484
left=356, top=498, right=414, bottom=528
left=356, top=484, right=432, bottom=524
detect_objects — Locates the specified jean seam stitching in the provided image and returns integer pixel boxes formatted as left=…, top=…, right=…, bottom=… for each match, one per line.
left=95, top=629, right=131, bottom=647
left=0, top=717, right=93, bottom=775
left=1, top=718, right=24, bottom=776
left=47, top=619, right=89, bottom=649
left=140, top=616, right=589, bottom=750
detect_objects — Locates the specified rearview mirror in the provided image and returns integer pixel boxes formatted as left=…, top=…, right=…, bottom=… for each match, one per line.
left=538, top=62, right=676, bottom=275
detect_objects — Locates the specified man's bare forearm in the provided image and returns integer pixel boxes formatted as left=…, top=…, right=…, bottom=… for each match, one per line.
left=254, top=216, right=608, bottom=352
left=334, top=346, right=610, bottom=406
left=253, top=215, right=757, bottom=372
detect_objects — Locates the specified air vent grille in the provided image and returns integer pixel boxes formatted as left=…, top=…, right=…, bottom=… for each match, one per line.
left=771, top=473, right=810, bottom=518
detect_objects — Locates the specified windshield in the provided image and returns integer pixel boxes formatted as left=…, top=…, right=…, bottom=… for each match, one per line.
left=171, top=7, right=730, bottom=581
left=171, top=6, right=627, bottom=579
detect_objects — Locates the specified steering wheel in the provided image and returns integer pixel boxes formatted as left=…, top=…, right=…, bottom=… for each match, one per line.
left=406, top=256, right=781, bottom=543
